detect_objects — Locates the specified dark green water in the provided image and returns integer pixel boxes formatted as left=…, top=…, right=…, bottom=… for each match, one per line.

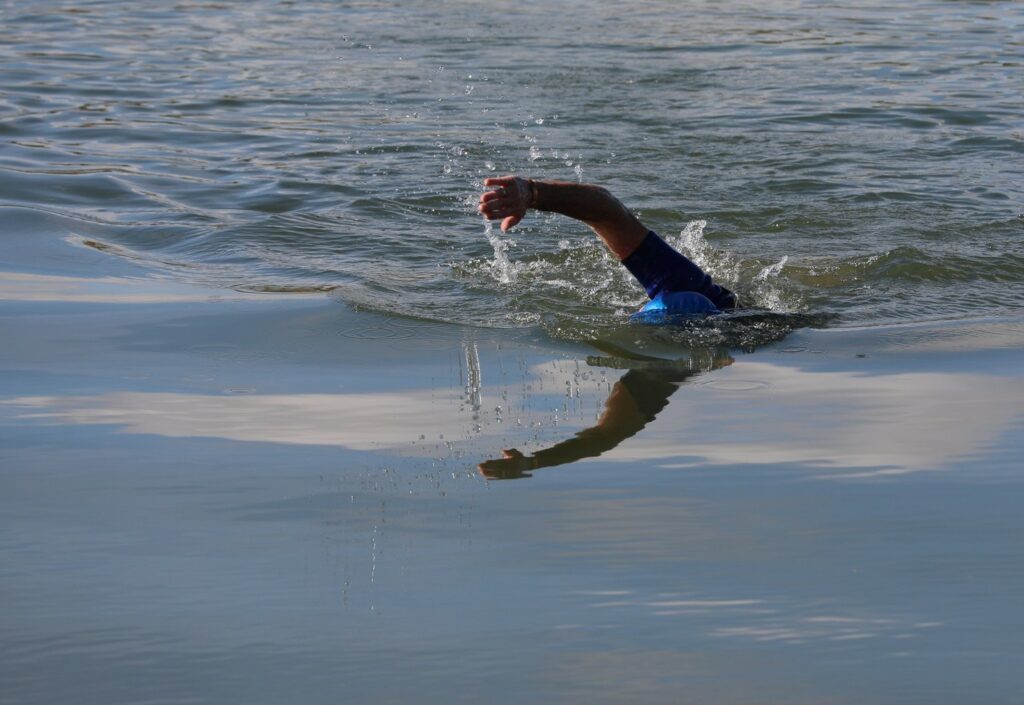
left=3, top=0, right=1022, bottom=338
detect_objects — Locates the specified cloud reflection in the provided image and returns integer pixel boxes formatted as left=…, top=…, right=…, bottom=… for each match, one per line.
left=602, top=361, right=1024, bottom=477
left=3, top=355, right=1022, bottom=474
left=4, top=390, right=466, bottom=451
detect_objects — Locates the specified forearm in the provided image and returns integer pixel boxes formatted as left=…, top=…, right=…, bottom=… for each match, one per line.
left=529, top=181, right=629, bottom=227
left=528, top=180, right=649, bottom=260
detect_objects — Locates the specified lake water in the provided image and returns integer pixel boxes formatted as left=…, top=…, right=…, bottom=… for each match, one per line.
left=4, top=0, right=1022, bottom=332
left=2, top=1, right=1024, bottom=704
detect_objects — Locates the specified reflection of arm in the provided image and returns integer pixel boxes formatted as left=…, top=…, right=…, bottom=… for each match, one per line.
left=528, top=371, right=676, bottom=469
left=478, top=348, right=733, bottom=479
left=478, top=370, right=680, bottom=478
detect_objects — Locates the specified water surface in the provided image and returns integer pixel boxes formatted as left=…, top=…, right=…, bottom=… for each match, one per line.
left=2, top=0, right=1022, bottom=340
left=3, top=2, right=1024, bottom=704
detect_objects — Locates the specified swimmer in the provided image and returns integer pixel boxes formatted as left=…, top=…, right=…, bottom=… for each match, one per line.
left=478, top=176, right=737, bottom=318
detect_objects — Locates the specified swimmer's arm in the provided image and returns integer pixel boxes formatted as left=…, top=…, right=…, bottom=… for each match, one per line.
left=478, top=176, right=649, bottom=260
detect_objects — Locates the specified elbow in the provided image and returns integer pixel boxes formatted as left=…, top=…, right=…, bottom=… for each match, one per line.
left=592, top=186, right=618, bottom=209
left=587, top=186, right=630, bottom=224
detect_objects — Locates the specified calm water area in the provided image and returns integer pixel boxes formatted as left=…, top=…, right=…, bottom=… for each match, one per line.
left=2, top=1, right=1024, bottom=703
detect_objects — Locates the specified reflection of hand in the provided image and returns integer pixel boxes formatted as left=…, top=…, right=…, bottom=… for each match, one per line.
left=478, top=448, right=535, bottom=480
left=478, top=176, right=533, bottom=232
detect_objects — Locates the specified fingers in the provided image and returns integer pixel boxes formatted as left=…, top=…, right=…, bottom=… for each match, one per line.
left=477, top=199, right=510, bottom=218
left=478, top=194, right=522, bottom=223
left=478, top=203, right=521, bottom=229
left=479, top=181, right=518, bottom=204
left=479, top=176, right=525, bottom=230
left=484, top=176, right=516, bottom=188
left=478, top=185, right=513, bottom=213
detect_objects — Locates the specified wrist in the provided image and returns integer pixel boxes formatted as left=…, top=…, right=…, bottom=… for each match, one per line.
left=526, top=179, right=540, bottom=209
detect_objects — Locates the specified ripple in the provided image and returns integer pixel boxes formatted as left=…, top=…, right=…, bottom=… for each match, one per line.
left=337, top=324, right=416, bottom=340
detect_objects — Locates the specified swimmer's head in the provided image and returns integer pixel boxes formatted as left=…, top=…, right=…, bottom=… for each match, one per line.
left=630, top=291, right=720, bottom=323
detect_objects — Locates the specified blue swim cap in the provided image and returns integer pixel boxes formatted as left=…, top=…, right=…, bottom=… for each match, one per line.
left=631, top=291, right=720, bottom=323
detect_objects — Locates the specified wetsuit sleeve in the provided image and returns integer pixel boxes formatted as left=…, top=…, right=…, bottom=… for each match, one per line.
left=621, top=231, right=737, bottom=310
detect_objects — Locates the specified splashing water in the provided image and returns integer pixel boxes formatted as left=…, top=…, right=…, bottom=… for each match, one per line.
left=459, top=216, right=807, bottom=343
left=669, top=220, right=796, bottom=314
left=483, top=217, right=517, bottom=284
left=752, top=255, right=791, bottom=313
left=671, top=220, right=740, bottom=285
left=755, top=256, right=788, bottom=282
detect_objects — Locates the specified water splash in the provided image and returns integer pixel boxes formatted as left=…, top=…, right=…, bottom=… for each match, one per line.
left=483, top=217, right=517, bottom=284
left=672, top=220, right=739, bottom=285
left=668, top=219, right=746, bottom=310
left=751, top=256, right=791, bottom=312
left=670, top=220, right=797, bottom=314
left=755, top=256, right=788, bottom=282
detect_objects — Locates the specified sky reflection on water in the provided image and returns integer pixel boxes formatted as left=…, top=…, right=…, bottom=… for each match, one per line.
left=5, top=338, right=1022, bottom=477
left=4, top=298, right=1024, bottom=705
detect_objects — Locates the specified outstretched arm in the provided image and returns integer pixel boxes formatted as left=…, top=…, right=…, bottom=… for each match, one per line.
left=478, top=176, right=649, bottom=260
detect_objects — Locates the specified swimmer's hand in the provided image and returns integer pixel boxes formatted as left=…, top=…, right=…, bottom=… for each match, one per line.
left=478, top=448, right=535, bottom=480
left=478, top=176, right=534, bottom=232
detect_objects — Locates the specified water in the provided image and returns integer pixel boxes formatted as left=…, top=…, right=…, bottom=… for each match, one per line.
left=4, top=297, right=1024, bottom=705
left=4, top=3, right=1024, bottom=704
left=3, top=0, right=1022, bottom=341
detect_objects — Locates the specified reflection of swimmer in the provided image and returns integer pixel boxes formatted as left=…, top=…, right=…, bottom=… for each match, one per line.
left=478, top=176, right=738, bottom=319
left=478, top=346, right=733, bottom=479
